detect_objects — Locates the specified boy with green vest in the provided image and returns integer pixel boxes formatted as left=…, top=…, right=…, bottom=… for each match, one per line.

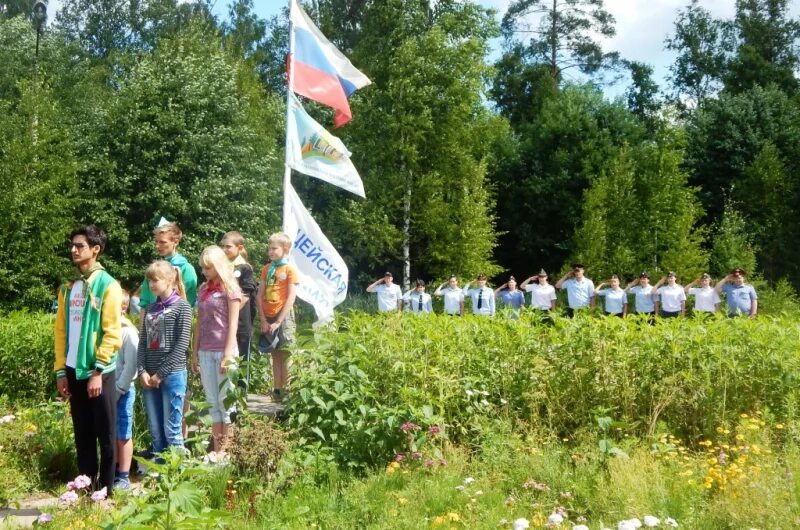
left=54, top=225, right=122, bottom=495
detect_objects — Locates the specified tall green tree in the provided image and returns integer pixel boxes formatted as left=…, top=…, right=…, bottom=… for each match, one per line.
left=572, top=133, right=708, bottom=280
left=664, top=0, right=728, bottom=108
left=709, top=200, right=757, bottom=278
left=500, top=0, right=619, bottom=81
left=0, top=17, right=78, bottom=309
left=734, top=142, right=796, bottom=281
left=489, top=85, right=645, bottom=277
left=74, top=20, right=283, bottom=285
left=724, top=0, right=800, bottom=95
left=296, top=0, right=503, bottom=286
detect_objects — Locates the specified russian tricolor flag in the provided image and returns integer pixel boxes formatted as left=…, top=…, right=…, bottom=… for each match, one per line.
left=289, top=0, right=371, bottom=128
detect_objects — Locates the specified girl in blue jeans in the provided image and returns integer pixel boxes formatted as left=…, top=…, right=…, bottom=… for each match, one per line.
left=137, top=261, right=192, bottom=456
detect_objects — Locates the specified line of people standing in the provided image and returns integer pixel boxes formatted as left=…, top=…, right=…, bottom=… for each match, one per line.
left=367, top=264, right=758, bottom=319
left=53, top=222, right=299, bottom=497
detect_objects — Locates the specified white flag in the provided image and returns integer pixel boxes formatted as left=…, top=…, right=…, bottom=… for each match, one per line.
left=283, top=182, right=349, bottom=323
left=286, top=94, right=366, bottom=198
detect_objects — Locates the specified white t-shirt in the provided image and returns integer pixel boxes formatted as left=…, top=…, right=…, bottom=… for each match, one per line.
left=657, top=284, right=686, bottom=312
left=526, top=283, right=556, bottom=310
left=404, top=292, right=433, bottom=314
left=440, top=287, right=464, bottom=314
left=67, top=281, right=86, bottom=368
left=688, top=287, right=720, bottom=313
left=629, top=285, right=655, bottom=313
left=373, top=283, right=402, bottom=312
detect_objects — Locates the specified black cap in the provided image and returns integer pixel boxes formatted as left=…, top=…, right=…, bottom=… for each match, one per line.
left=730, top=267, right=746, bottom=276
left=701, top=273, right=711, bottom=279
left=572, top=263, right=585, bottom=271
left=538, top=269, right=547, bottom=277
left=640, top=271, right=649, bottom=278
left=384, top=272, right=393, bottom=277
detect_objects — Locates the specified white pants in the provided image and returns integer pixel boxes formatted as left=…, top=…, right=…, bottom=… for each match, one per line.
left=198, top=350, right=236, bottom=424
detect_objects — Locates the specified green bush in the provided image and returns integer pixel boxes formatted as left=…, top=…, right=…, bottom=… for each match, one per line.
left=0, top=311, right=56, bottom=402
left=289, top=311, right=800, bottom=468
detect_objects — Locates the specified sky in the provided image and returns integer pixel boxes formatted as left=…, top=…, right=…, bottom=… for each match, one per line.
left=44, top=0, right=799, bottom=99
left=246, top=0, right=745, bottom=98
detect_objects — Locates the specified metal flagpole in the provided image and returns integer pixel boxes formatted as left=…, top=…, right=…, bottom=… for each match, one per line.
left=283, top=0, right=297, bottom=228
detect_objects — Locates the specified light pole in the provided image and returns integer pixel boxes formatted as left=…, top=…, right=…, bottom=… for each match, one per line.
left=32, top=0, right=47, bottom=57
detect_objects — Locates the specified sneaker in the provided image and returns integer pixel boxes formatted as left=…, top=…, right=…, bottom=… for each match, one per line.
left=113, top=477, right=131, bottom=490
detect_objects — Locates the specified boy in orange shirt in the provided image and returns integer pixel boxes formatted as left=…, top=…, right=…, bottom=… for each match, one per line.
left=257, top=232, right=299, bottom=402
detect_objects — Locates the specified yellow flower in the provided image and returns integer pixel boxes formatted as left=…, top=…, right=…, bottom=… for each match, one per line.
left=775, top=423, right=784, bottom=429
left=398, top=497, right=409, bottom=506
left=432, top=515, right=446, bottom=526
left=740, top=413, right=749, bottom=419
left=447, top=512, right=461, bottom=521
left=735, top=434, right=745, bottom=441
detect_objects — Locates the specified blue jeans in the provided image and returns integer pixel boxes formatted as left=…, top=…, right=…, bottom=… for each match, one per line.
left=142, top=370, right=187, bottom=454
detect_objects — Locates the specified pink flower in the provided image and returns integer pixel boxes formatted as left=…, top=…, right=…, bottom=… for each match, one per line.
left=400, top=422, right=421, bottom=433
left=425, top=459, right=435, bottom=467
left=90, top=487, right=107, bottom=502
left=411, top=451, right=423, bottom=459
left=59, top=491, right=78, bottom=504
left=37, top=513, right=53, bottom=524
left=439, top=458, right=447, bottom=466
left=73, top=474, right=92, bottom=490
left=394, top=454, right=405, bottom=462
left=66, top=481, right=76, bottom=491
left=428, top=425, right=441, bottom=435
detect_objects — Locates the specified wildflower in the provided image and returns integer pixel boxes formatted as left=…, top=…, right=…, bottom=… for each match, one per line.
left=717, top=451, right=728, bottom=465
left=439, top=458, right=447, bottom=466
left=91, top=487, right=107, bottom=502
left=504, top=495, right=515, bottom=506
left=448, top=513, right=461, bottom=522
left=386, top=461, right=400, bottom=474
left=556, top=506, right=567, bottom=517
left=560, top=491, right=572, bottom=499
left=512, top=518, right=530, bottom=530
left=428, top=425, right=441, bottom=435
left=643, top=515, right=659, bottom=527
left=398, top=497, right=408, bottom=506
left=0, top=414, right=15, bottom=424
left=547, top=513, right=564, bottom=525
left=394, top=454, right=405, bottom=463
left=66, top=481, right=77, bottom=491
left=500, top=398, right=508, bottom=404
left=37, top=513, right=53, bottom=524
left=59, top=491, right=79, bottom=504
left=475, top=490, right=483, bottom=496
left=573, top=526, right=590, bottom=530
left=400, top=422, right=421, bottom=433
left=500, top=519, right=509, bottom=526
left=463, top=477, right=475, bottom=484
left=664, top=518, right=678, bottom=528
left=455, top=486, right=465, bottom=491
left=425, top=459, right=435, bottom=467
left=73, top=475, right=92, bottom=490
left=412, top=451, right=423, bottom=459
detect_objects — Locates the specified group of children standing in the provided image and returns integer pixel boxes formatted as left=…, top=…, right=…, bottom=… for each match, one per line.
left=54, top=222, right=299, bottom=496
left=368, top=264, right=758, bottom=319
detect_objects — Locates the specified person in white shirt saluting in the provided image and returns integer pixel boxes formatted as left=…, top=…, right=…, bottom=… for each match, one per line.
left=654, top=271, right=686, bottom=318
left=366, top=272, right=403, bottom=313
left=625, top=272, right=657, bottom=324
left=464, top=274, right=495, bottom=316
left=433, top=275, right=465, bottom=316
left=555, top=264, right=595, bottom=317
left=684, top=273, right=721, bottom=315
left=404, top=279, right=433, bottom=314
